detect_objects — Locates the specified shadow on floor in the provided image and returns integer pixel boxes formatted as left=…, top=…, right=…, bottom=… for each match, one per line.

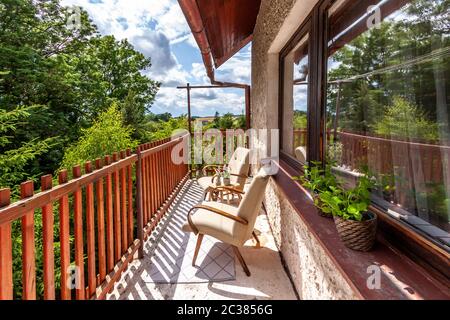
left=108, top=180, right=298, bottom=300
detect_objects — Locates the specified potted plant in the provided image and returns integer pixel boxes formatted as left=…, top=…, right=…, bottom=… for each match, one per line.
left=221, top=169, right=231, bottom=186
left=316, top=174, right=378, bottom=252
left=295, top=161, right=339, bottom=218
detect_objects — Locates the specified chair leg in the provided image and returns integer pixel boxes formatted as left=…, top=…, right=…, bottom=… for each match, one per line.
left=192, top=234, right=204, bottom=267
left=233, top=246, right=251, bottom=277
left=252, top=231, right=261, bottom=248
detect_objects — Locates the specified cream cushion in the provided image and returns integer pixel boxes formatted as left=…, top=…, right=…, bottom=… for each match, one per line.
left=198, top=147, right=250, bottom=192
left=182, top=202, right=245, bottom=247
left=227, top=147, right=250, bottom=189
left=295, top=146, right=307, bottom=164
left=183, top=171, right=270, bottom=247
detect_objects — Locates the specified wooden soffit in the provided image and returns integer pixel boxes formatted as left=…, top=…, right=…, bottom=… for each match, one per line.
left=179, top=0, right=261, bottom=69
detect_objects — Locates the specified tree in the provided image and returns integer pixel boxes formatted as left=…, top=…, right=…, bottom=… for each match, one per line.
left=0, top=0, right=161, bottom=182
left=293, top=110, right=307, bottom=129
left=219, top=113, right=235, bottom=130
left=72, top=35, right=160, bottom=119
left=213, top=111, right=220, bottom=128
left=0, top=106, right=55, bottom=191
left=233, top=113, right=246, bottom=129
left=60, top=104, right=138, bottom=171
left=327, top=0, right=449, bottom=138
left=374, top=96, right=439, bottom=142
left=145, top=115, right=188, bottom=142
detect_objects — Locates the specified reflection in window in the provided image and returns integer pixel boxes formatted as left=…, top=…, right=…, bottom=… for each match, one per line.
left=326, top=0, right=450, bottom=248
left=282, top=34, right=309, bottom=163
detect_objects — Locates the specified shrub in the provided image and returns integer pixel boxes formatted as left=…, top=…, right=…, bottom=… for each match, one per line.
left=374, top=96, right=439, bottom=141
left=61, top=103, right=137, bottom=171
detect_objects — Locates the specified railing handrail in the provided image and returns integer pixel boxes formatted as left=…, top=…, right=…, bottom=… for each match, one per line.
left=339, top=131, right=450, bottom=150
left=0, top=135, right=191, bottom=300
left=139, top=134, right=188, bottom=159
left=0, top=154, right=138, bottom=226
left=293, top=129, right=450, bottom=150
left=0, top=135, right=192, bottom=226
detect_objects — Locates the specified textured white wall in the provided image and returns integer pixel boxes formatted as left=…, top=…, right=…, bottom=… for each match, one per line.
left=251, top=0, right=359, bottom=299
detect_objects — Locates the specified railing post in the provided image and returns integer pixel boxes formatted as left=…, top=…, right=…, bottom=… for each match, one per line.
left=0, top=188, right=13, bottom=300
left=21, top=181, right=36, bottom=300
left=136, top=146, right=144, bottom=259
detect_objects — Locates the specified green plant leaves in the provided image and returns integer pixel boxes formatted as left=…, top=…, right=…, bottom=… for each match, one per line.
left=300, top=162, right=376, bottom=221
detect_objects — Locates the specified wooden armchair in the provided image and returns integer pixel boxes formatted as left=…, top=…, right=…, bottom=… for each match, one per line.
left=198, top=147, right=250, bottom=203
left=183, top=170, right=270, bottom=276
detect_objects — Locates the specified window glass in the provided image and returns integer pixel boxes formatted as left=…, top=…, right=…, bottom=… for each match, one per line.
left=326, top=0, right=450, bottom=248
left=282, top=34, right=309, bottom=163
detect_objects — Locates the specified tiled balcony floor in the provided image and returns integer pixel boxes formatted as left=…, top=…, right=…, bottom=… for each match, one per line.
left=107, top=179, right=298, bottom=300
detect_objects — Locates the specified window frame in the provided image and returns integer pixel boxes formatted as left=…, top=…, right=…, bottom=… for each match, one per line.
left=278, top=0, right=450, bottom=280
left=278, top=18, right=312, bottom=172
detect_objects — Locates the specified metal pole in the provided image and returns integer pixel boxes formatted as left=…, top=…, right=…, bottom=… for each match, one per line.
left=186, top=83, right=194, bottom=178
left=245, top=85, right=251, bottom=130
left=333, top=82, right=342, bottom=143
left=187, top=83, right=192, bottom=136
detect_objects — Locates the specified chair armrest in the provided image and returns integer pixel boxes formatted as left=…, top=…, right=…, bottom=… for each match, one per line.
left=187, top=205, right=248, bottom=235
left=214, top=186, right=245, bottom=195
left=229, top=173, right=248, bottom=180
left=202, top=165, right=224, bottom=176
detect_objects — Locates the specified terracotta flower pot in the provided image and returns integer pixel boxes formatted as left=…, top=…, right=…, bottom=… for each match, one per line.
left=334, top=212, right=377, bottom=252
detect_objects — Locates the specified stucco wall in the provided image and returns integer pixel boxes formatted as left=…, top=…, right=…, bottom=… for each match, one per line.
left=251, top=0, right=358, bottom=300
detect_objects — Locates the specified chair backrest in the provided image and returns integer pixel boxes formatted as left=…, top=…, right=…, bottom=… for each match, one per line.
left=227, top=147, right=250, bottom=189
left=295, top=146, right=307, bottom=164
left=236, top=169, right=270, bottom=242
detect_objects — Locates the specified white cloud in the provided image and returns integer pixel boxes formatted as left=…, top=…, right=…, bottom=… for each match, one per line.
left=61, top=0, right=251, bottom=117
left=215, top=44, right=252, bottom=84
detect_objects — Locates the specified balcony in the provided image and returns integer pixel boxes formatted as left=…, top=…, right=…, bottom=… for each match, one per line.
left=0, top=135, right=296, bottom=300
left=107, top=179, right=296, bottom=300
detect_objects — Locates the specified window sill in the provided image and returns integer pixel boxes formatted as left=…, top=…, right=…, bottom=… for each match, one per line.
left=271, top=159, right=450, bottom=300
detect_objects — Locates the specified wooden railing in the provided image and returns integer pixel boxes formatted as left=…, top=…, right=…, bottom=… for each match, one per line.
left=0, top=136, right=189, bottom=300
left=338, top=131, right=450, bottom=185
left=293, top=129, right=332, bottom=149
left=293, top=129, right=450, bottom=209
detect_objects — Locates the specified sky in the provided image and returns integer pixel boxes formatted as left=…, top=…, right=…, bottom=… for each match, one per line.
left=61, top=0, right=251, bottom=117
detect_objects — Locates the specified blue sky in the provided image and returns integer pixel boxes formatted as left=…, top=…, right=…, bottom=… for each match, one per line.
left=61, top=0, right=251, bottom=117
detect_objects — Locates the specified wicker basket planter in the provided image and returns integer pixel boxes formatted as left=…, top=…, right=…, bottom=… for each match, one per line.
left=334, top=212, right=377, bottom=252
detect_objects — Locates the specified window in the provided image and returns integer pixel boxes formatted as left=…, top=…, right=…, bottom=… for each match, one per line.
left=325, top=0, right=450, bottom=249
left=281, top=28, right=310, bottom=165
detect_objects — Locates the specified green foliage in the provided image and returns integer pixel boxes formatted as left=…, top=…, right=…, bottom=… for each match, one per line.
left=213, top=111, right=220, bottom=128
left=295, top=161, right=338, bottom=196
left=293, top=111, right=307, bottom=129
left=144, top=115, right=188, bottom=142
left=326, top=142, right=343, bottom=163
left=207, top=112, right=246, bottom=130
left=416, top=183, right=450, bottom=222
left=0, top=0, right=160, bottom=185
left=71, top=35, right=160, bottom=119
left=374, top=96, right=439, bottom=141
left=327, top=0, right=449, bottom=139
left=233, top=114, right=246, bottom=129
left=317, top=172, right=376, bottom=221
left=218, top=113, right=235, bottom=129
left=0, top=106, right=55, bottom=191
left=297, top=162, right=376, bottom=221
left=61, top=104, right=137, bottom=170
